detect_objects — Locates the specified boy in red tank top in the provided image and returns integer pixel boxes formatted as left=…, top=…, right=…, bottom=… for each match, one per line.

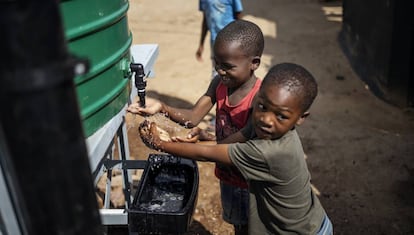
left=128, top=20, right=264, bottom=235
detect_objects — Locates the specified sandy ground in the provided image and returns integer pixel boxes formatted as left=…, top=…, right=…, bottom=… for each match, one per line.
left=124, top=0, right=414, bottom=234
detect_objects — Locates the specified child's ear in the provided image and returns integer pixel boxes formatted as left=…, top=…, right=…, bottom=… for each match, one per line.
left=251, top=56, right=261, bottom=70
left=296, top=111, right=310, bottom=125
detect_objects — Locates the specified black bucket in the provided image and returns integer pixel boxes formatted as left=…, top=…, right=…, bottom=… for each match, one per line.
left=129, top=154, right=199, bottom=234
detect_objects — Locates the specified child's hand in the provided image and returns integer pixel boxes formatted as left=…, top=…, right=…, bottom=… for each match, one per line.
left=127, top=98, right=163, bottom=116
left=172, top=127, right=216, bottom=143
left=171, top=127, right=200, bottom=143
left=196, top=45, right=204, bottom=62
left=197, top=128, right=216, bottom=141
left=138, top=120, right=163, bottom=150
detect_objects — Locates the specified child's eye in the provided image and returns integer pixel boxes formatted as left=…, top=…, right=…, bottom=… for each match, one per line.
left=215, top=63, right=235, bottom=71
left=276, top=114, right=288, bottom=121
left=257, top=103, right=265, bottom=111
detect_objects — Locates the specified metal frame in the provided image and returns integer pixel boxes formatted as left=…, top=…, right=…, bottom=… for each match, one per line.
left=0, top=163, right=23, bottom=235
left=85, top=44, right=159, bottom=227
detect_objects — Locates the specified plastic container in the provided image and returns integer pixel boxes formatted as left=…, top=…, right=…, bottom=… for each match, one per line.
left=129, top=154, right=199, bottom=234
left=60, top=0, right=132, bottom=137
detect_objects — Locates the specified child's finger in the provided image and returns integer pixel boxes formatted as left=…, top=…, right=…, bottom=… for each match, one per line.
left=173, top=136, right=198, bottom=143
left=127, top=103, right=141, bottom=114
left=187, top=127, right=201, bottom=137
left=149, top=122, right=160, bottom=136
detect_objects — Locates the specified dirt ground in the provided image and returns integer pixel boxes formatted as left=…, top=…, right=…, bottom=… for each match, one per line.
left=124, top=0, right=414, bottom=234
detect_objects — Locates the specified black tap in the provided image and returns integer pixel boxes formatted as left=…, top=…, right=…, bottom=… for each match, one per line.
left=130, top=63, right=146, bottom=107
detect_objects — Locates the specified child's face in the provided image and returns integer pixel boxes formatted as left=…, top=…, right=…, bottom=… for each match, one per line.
left=213, top=41, right=258, bottom=89
left=252, top=84, right=308, bottom=140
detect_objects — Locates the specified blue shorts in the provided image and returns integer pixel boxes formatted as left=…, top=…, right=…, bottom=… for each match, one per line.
left=220, top=181, right=249, bottom=226
left=317, top=214, right=333, bottom=235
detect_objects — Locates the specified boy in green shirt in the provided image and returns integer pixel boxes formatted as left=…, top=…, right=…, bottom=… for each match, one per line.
left=139, top=63, right=333, bottom=234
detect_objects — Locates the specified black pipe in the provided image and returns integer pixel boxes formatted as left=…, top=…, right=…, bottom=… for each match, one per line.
left=0, top=1, right=102, bottom=234
left=130, top=63, right=146, bottom=107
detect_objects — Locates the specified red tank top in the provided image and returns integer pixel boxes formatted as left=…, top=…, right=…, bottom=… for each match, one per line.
left=215, top=78, right=262, bottom=188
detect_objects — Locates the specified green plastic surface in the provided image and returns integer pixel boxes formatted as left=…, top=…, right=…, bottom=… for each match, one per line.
left=60, top=0, right=132, bottom=137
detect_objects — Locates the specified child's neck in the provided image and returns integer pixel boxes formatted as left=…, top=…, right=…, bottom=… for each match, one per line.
left=227, top=75, right=257, bottom=105
left=228, top=74, right=257, bottom=95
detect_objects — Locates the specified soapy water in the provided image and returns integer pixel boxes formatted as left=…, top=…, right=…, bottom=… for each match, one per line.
left=148, top=154, right=182, bottom=171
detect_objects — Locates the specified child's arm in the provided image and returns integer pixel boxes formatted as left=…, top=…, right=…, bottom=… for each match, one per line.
left=140, top=121, right=233, bottom=165
left=128, top=77, right=220, bottom=127
left=219, top=130, right=248, bottom=144
left=196, top=13, right=208, bottom=62
left=163, top=95, right=213, bottom=128
left=127, top=97, right=210, bottom=127
left=234, top=11, right=243, bottom=20
left=172, top=127, right=216, bottom=143
left=167, top=76, right=219, bottom=127
left=172, top=106, right=252, bottom=144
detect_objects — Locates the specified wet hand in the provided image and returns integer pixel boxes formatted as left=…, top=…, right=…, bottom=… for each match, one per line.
left=171, top=127, right=215, bottom=143
left=138, top=120, right=162, bottom=150
left=172, top=127, right=201, bottom=143
left=127, top=98, right=163, bottom=116
left=198, top=128, right=216, bottom=141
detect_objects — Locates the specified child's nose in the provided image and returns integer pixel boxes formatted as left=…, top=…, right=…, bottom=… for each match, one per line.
left=216, top=68, right=226, bottom=75
left=260, top=114, right=274, bottom=127
left=214, top=63, right=228, bottom=74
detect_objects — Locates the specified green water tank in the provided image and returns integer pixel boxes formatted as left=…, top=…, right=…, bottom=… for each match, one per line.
left=60, top=0, right=132, bottom=137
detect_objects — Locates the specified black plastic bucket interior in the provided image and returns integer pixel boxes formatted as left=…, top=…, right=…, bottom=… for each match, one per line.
left=129, top=154, right=199, bottom=234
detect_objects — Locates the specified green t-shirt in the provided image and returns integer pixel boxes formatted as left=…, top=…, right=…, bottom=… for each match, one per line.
left=229, top=129, right=325, bottom=234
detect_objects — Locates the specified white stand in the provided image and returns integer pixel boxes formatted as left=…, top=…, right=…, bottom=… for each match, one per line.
left=85, top=44, right=159, bottom=227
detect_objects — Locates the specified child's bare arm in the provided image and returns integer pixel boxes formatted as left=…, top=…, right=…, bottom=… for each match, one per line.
left=196, top=13, right=208, bottom=62
left=162, top=95, right=213, bottom=127
left=218, top=130, right=248, bottom=144
left=135, top=77, right=219, bottom=127
left=172, top=127, right=216, bottom=143
left=167, top=76, right=219, bottom=126
left=127, top=93, right=212, bottom=127
left=139, top=121, right=232, bottom=165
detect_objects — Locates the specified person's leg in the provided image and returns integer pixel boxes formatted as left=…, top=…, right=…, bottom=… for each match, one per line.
left=220, top=182, right=249, bottom=235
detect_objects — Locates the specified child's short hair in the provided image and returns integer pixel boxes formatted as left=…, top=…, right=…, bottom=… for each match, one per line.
left=262, top=63, right=318, bottom=112
left=215, top=20, right=264, bottom=57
